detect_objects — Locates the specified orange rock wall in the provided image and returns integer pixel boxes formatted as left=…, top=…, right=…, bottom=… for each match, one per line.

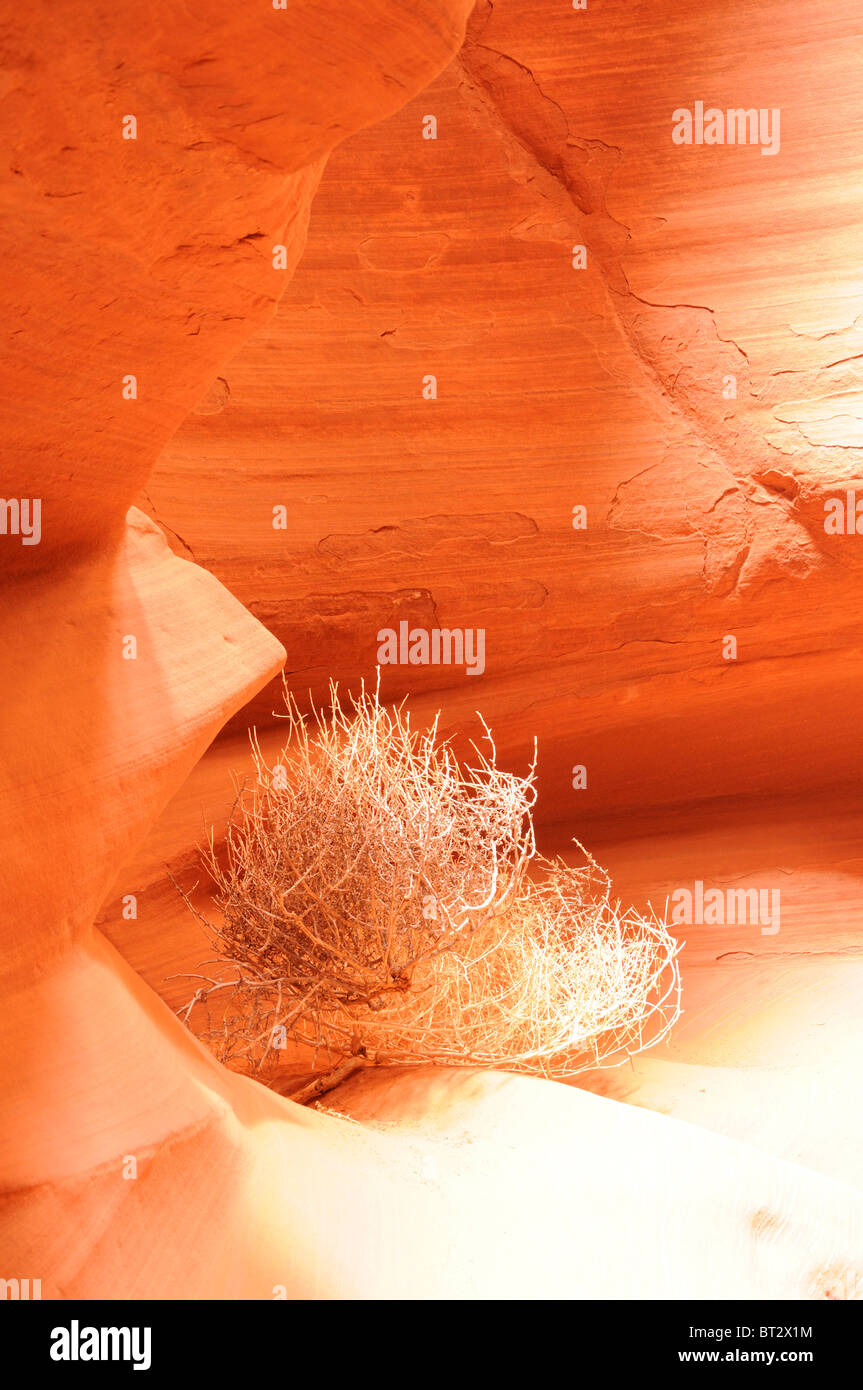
left=0, top=0, right=482, bottom=1298
left=144, top=0, right=863, bottom=823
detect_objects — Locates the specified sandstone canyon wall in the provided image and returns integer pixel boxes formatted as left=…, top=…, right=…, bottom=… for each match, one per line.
left=143, top=0, right=863, bottom=825
left=3, top=0, right=863, bottom=1304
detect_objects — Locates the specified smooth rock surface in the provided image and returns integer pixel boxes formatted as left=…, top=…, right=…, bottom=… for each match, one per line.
left=143, top=0, right=863, bottom=823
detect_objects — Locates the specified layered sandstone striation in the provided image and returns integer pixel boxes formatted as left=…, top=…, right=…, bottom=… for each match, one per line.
left=144, top=0, right=863, bottom=822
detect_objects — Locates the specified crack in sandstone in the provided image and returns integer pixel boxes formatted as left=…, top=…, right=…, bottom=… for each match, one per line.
left=456, top=26, right=823, bottom=596
left=140, top=490, right=197, bottom=562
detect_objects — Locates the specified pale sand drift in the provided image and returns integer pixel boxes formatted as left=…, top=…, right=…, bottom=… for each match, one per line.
left=4, top=924, right=863, bottom=1299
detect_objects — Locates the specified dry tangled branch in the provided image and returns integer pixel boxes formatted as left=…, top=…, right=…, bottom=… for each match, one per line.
left=176, top=679, right=681, bottom=1085
left=359, top=853, right=681, bottom=1077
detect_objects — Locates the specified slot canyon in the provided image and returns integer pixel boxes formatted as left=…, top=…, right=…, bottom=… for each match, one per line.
left=2, top=0, right=863, bottom=1306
